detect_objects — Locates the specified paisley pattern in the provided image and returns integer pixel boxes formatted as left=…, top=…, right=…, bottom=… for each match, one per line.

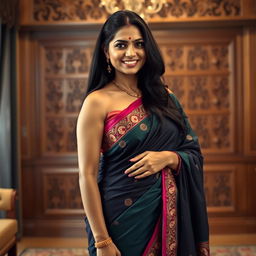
left=102, top=104, right=148, bottom=151
left=163, top=168, right=178, bottom=255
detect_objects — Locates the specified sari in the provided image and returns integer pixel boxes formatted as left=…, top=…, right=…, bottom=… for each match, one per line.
left=85, top=93, right=210, bottom=256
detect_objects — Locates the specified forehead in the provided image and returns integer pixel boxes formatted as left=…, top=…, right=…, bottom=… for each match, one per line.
left=112, top=25, right=143, bottom=41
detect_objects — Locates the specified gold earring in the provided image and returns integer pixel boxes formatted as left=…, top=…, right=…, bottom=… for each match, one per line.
left=107, top=58, right=112, bottom=73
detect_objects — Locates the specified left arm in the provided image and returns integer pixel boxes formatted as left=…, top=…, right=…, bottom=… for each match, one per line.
left=124, top=150, right=179, bottom=179
left=125, top=89, right=181, bottom=179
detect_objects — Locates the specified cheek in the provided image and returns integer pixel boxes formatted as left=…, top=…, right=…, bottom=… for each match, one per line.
left=109, top=49, right=122, bottom=61
left=140, top=50, right=146, bottom=62
left=138, top=48, right=146, bottom=57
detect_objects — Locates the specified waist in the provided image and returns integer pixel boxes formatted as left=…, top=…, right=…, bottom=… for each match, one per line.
left=100, top=173, right=161, bottom=224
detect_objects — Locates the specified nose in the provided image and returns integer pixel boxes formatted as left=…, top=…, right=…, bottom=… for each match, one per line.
left=125, top=44, right=136, bottom=57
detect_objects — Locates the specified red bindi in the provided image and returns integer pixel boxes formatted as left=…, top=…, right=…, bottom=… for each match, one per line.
left=128, top=37, right=131, bottom=40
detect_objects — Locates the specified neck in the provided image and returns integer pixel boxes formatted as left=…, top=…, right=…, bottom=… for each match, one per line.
left=114, top=73, right=138, bottom=90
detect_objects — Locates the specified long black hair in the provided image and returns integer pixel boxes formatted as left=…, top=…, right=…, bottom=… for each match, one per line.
left=87, top=10, right=186, bottom=133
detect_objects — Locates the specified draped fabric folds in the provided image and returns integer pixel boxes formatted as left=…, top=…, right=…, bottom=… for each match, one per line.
left=85, top=93, right=209, bottom=256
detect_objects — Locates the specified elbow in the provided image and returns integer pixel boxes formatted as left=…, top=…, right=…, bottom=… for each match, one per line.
left=78, top=169, right=97, bottom=184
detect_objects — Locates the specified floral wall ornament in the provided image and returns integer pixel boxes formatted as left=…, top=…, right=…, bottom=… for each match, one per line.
left=33, top=0, right=241, bottom=22
left=100, top=0, right=168, bottom=19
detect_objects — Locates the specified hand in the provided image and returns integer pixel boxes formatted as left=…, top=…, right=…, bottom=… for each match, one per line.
left=97, top=242, right=121, bottom=256
left=124, top=151, right=179, bottom=179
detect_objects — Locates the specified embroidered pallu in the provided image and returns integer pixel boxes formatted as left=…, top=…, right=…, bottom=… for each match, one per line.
left=85, top=94, right=209, bottom=256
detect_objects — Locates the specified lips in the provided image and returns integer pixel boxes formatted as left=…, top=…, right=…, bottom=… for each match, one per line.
left=122, top=59, right=139, bottom=68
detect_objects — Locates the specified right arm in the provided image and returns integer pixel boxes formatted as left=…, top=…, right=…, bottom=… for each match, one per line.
left=76, top=92, right=121, bottom=256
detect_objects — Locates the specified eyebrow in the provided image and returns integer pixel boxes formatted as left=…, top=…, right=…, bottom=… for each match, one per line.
left=114, top=38, right=144, bottom=43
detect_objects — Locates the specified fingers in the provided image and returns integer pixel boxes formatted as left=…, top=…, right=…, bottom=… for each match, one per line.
left=124, top=158, right=145, bottom=174
left=127, top=166, right=149, bottom=177
left=125, top=151, right=163, bottom=179
left=129, top=151, right=148, bottom=162
left=134, top=171, right=153, bottom=179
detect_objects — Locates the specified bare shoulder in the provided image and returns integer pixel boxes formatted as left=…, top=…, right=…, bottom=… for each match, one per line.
left=78, top=90, right=110, bottom=123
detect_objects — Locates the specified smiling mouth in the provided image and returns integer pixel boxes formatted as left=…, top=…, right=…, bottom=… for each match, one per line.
left=122, top=60, right=139, bottom=66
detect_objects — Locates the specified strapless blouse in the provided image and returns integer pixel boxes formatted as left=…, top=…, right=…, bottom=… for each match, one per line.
left=105, top=110, right=121, bottom=121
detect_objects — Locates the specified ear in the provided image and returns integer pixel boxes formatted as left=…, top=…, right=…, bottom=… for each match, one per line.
left=104, top=47, right=109, bottom=59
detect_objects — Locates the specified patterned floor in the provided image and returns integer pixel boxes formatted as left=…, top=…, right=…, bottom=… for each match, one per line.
left=20, top=248, right=88, bottom=256
left=20, top=246, right=256, bottom=256
left=211, top=246, right=256, bottom=256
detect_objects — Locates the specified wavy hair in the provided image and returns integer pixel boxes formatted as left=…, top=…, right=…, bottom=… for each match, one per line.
left=87, top=10, right=185, bottom=133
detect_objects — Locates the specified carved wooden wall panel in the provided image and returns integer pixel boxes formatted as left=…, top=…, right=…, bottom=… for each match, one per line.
left=43, top=168, right=83, bottom=215
left=39, top=43, right=93, bottom=155
left=20, top=0, right=256, bottom=26
left=205, top=170, right=234, bottom=212
left=32, top=0, right=241, bottom=22
left=35, top=30, right=238, bottom=156
left=19, top=15, right=256, bottom=236
left=160, top=32, right=236, bottom=154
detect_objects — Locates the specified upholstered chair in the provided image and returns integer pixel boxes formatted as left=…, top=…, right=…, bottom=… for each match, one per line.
left=0, top=189, right=17, bottom=256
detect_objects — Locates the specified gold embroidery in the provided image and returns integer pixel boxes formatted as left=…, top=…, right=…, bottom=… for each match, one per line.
left=165, top=169, right=177, bottom=256
left=124, top=198, right=133, bottom=206
left=119, top=140, right=126, bottom=148
left=140, top=123, right=148, bottom=131
left=102, top=105, right=148, bottom=151
left=198, top=241, right=210, bottom=256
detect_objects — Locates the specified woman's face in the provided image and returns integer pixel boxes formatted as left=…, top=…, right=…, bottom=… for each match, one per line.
left=105, top=25, right=146, bottom=76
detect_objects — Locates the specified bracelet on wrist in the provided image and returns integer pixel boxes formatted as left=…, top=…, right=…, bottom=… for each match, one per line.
left=95, top=237, right=112, bottom=248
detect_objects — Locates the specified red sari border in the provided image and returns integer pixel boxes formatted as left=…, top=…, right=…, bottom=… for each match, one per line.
left=142, top=217, right=161, bottom=256
left=104, top=97, right=143, bottom=132
left=102, top=98, right=148, bottom=151
left=162, top=168, right=177, bottom=256
left=142, top=169, right=178, bottom=256
left=197, top=241, right=210, bottom=256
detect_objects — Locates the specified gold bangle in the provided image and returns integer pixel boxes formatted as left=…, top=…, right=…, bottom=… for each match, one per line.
left=95, top=237, right=112, bottom=248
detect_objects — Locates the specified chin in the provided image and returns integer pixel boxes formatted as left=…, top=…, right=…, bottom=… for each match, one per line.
left=123, top=70, right=139, bottom=75
left=118, top=67, right=143, bottom=75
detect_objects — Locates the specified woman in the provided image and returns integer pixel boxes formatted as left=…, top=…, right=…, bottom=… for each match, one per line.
left=77, top=10, right=209, bottom=256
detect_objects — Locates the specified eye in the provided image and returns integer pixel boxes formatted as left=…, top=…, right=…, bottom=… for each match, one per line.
left=114, top=43, right=127, bottom=49
left=135, top=41, right=144, bottom=48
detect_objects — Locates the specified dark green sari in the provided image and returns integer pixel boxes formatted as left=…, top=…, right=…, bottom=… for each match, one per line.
left=85, top=93, right=209, bottom=256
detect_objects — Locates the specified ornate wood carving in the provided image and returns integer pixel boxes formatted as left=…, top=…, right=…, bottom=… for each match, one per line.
left=45, top=117, right=77, bottom=153
left=33, top=0, right=241, bottom=22
left=187, top=46, right=210, bottom=70
left=166, top=47, right=184, bottom=71
left=42, top=44, right=91, bottom=155
left=160, top=0, right=241, bottom=18
left=20, top=26, right=256, bottom=236
left=34, top=0, right=107, bottom=22
left=204, top=170, right=234, bottom=210
left=188, top=77, right=210, bottom=110
left=43, top=169, right=83, bottom=214
left=162, top=40, right=232, bottom=153
left=46, top=117, right=65, bottom=152
left=46, top=79, right=64, bottom=114
left=45, top=47, right=90, bottom=75
left=164, top=44, right=229, bottom=73
left=188, top=114, right=231, bottom=150
left=66, top=79, right=87, bottom=113
left=45, top=78, right=87, bottom=115
left=45, top=49, right=63, bottom=74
